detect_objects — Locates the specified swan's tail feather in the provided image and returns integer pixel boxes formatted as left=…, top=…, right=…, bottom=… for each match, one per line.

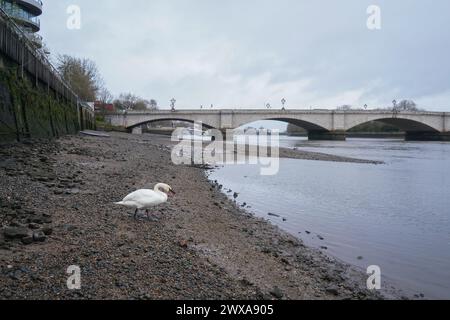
left=115, top=201, right=125, bottom=206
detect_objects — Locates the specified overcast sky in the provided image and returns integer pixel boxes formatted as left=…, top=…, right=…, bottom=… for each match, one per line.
left=41, top=0, right=450, bottom=111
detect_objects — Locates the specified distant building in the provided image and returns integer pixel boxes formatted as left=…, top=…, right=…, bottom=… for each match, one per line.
left=94, top=101, right=115, bottom=113
left=80, top=101, right=94, bottom=112
left=0, top=0, right=43, bottom=47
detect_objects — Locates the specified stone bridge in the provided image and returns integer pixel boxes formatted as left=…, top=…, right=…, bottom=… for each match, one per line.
left=105, top=109, right=450, bottom=141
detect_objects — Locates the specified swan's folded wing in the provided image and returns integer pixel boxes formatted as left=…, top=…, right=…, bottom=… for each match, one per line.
left=122, top=190, right=156, bottom=203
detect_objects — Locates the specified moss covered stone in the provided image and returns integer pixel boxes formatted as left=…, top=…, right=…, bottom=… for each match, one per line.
left=0, top=59, right=89, bottom=141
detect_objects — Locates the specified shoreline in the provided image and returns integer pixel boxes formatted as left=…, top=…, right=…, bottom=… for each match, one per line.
left=0, top=132, right=402, bottom=299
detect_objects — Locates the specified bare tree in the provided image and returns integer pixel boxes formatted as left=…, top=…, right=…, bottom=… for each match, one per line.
left=134, top=99, right=150, bottom=111
left=149, top=99, right=158, bottom=110
left=57, top=55, right=103, bottom=101
left=95, top=87, right=114, bottom=116
left=396, top=100, right=420, bottom=111
left=336, top=105, right=353, bottom=111
left=98, top=87, right=113, bottom=104
left=114, top=93, right=156, bottom=111
left=114, top=93, right=136, bottom=111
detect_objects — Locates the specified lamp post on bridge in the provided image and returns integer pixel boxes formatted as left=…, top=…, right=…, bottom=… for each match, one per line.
left=266, top=103, right=271, bottom=109
left=170, top=98, right=176, bottom=112
left=281, top=98, right=286, bottom=111
left=392, top=99, right=398, bottom=118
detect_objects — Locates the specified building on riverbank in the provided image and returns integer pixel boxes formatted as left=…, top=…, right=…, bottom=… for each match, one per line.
left=0, top=0, right=42, bottom=47
left=94, top=101, right=115, bottom=113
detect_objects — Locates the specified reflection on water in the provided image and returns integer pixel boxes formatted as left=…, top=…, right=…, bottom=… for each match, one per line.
left=209, top=137, right=450, bottom=299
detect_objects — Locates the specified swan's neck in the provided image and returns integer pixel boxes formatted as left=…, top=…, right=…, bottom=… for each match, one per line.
left=154, top=183, right=164, bottom=193
left=154, top=184, right=167, bottom=198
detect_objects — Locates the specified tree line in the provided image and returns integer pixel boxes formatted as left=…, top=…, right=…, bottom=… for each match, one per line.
left=56, top=55, right=158, bottom=112
left=335, top=100, right=422, bottom=112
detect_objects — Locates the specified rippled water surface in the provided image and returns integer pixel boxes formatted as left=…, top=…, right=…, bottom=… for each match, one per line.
left=209, top=138, right=450, bottom=299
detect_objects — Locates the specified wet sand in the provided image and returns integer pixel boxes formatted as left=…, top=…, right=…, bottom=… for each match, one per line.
left=0, top=132, right=400, bottom=300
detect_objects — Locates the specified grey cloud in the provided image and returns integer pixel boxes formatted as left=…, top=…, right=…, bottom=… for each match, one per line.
left=41, top=0, right=450, bottom=110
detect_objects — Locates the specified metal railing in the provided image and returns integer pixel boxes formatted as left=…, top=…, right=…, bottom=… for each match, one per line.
left=0, top=7, right=81, bottom=105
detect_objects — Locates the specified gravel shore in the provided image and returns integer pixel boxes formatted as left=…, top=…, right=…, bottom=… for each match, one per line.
left=0, top=132, right=397, bottom=300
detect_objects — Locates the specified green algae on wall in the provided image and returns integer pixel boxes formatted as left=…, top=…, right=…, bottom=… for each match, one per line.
left=0, top=62, right=82, bottom=142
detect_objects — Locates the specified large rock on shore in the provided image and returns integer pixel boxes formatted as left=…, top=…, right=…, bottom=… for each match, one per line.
left=32, top=231, right=47, bottom=242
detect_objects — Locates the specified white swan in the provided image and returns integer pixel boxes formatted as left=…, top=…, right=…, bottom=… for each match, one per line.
left=115, top=183, right=175, bottom=220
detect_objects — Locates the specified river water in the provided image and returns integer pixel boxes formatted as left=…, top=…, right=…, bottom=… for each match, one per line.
left=208, top=137, right=450, bottom=299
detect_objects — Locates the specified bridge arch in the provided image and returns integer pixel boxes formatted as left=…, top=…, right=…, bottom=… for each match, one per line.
left=233, top=116, right=331, bottom=132
left=345, top=115, right=441, bottom=133
left=127, top=118, right=217, bottom=130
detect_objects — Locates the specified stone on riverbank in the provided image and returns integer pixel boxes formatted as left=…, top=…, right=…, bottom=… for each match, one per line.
left=269, top=286, right=284, bottom=299
left=32, top=231, right=47, bottom=242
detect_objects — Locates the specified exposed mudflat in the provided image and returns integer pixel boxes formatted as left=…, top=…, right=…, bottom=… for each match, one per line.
left=0, top=132, right=399, bottom=300
left=277, top=147, right=383, bottom=164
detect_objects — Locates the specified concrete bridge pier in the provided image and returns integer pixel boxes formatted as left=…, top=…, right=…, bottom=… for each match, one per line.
left=308, top=130, right=347, bottom=141
left=405, top=132, right=450, bottom=141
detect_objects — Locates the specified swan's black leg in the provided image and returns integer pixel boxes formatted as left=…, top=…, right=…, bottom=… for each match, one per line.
left=146, top=209, right=151, bottom=220
left=134, top=208, right=139, bottom=220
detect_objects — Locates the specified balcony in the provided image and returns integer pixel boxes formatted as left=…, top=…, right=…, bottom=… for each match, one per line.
left=10, top=9, right=40, bottom=31
left=17, top=0, right=43, bottom=16
left=0, top=0, right=41, bottom=32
